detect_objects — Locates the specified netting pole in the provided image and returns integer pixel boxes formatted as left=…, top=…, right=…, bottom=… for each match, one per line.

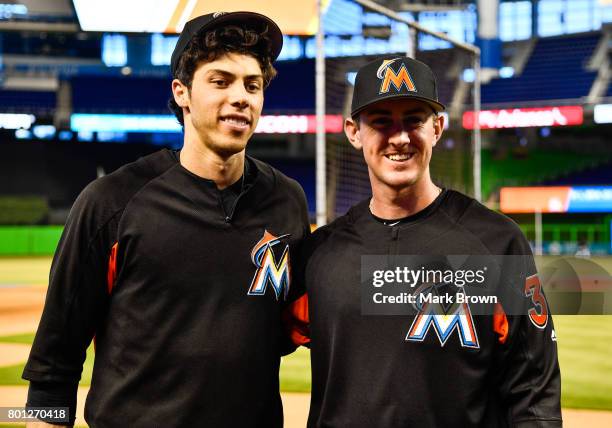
left=473, top=54, right=482, bottom=202
left=315, top=0, right=327, bottom=226
left=407, top=26, right=416, bottom=58
left=535, top=210, right=543, bottom=256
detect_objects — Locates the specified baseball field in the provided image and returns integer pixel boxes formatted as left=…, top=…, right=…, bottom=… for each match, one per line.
left=0, top=257, right=611, bottom=427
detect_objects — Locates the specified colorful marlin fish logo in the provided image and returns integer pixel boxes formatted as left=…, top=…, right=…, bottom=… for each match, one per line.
left=248, top=230, right=291, bottom=300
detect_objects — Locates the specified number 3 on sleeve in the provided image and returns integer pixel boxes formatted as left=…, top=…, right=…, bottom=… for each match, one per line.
left=524, top=274, right=549, bottom=329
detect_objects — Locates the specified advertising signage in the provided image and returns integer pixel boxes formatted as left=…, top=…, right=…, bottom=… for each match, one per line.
left=70, top=114, right=344, bottom=134
left=500, top=186, right=612, bottom=213
left=463, top=106, right=583, bottom=129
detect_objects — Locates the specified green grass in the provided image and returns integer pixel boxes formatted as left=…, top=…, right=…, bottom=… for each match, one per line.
left=0, top=362, right=28, bottom=386
left=0, top=333, right=94, bottom=386
left=555, top=315, right=612, bottom=410
left=0, top=333, right=36, bottom=345
left=280, top=347, right=311, bottom=392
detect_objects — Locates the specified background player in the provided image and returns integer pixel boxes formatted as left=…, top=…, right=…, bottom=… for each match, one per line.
left=289, top=56, right=562, bottom=427
left=23, top=11, right=310, bottom=427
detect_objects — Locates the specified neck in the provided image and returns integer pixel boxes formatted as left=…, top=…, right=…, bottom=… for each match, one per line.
left=369, top=177, right=441, bottom=220
left=180, top=139, right=245, bottom=190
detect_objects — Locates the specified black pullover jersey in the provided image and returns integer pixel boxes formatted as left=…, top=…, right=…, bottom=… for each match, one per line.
left=23, top=149, right=310, bottom=427
left=300, top=190, right=561, bottom=428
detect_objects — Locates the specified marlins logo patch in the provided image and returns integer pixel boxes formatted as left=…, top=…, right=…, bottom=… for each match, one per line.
left=406, top=283, right=479, bottom=349
left=248, top=230, right=291, bottom=300
left=377, top=58, right=417, bottom=95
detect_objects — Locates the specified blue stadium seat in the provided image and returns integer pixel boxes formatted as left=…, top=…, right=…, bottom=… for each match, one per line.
left=541, top=160, right=612, bottom=186
left=0, top=90, right=56, bottom=114
left=482, top=33, right=600, bottom=104
left=70, top=60, right=317, bottom=115
left=71, top=76, right=172, bottom=114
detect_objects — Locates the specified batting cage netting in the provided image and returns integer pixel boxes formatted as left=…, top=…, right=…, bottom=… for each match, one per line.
left=316, top=0, right=481, bottom=223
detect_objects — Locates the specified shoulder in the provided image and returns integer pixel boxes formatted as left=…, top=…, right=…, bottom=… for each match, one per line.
left=250, top=157, right=305, bottom=197
left=248, top=157, right=310, bottom=223
left=441, top=190, right=529, bottom=254
left=311, top=198, right=367, bottom=240
left=307, top=210, right=353, bottom=249
left=441, top=190, right=523, bottom=236
left=70, top=149, right=177, bottom=224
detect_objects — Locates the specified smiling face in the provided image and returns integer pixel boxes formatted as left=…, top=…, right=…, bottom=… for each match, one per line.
left=344, top=98, right=444, bottom=194
left=172, top=52, right=264, bottom=159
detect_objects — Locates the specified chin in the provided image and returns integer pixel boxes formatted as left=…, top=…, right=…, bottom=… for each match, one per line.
left=379, top=172, right=421, bottom=190
left=218, top=144, right=248, bottom=158
left=211, top=134, right=249, bottom=156
left=388, top=180, right=418, bottom=190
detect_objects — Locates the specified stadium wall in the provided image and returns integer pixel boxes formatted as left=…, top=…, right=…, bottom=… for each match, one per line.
left=0, top=226, right=62, bottom=255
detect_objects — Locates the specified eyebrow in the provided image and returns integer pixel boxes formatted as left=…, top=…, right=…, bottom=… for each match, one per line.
left=206, top=69, right=264, bottom=80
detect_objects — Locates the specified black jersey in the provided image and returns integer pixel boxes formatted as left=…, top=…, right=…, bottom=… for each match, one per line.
left=23, top=149, right=310, bottom=427
left=299, top=190, right=561, bottom=428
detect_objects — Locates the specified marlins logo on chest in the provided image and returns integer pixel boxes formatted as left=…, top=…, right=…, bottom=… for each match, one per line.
left=377, top=58, right=417, bottom=94
left=248, top=230, right=291, bottom=300
left=406, top=283, right=480, bottom=349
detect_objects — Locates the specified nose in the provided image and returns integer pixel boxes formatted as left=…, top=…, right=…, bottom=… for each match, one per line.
left=228, top=82, right=250, bottom=109
left=389, top=130, right=410, bottom=146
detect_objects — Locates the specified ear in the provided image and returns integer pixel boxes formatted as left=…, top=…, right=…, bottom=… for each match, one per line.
left=432, top=113, right=444, bottom=147
left=344, top=117, right=362, bottom=150
left=171, top=79, right=190, bottom=108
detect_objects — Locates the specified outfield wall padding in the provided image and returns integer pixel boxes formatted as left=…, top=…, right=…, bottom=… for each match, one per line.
left=0, top=226, right=63, bottom=255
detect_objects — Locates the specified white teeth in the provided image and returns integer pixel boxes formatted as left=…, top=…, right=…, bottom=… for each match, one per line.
left=386, top=153, right=412, bottom=161
left=222, top=118, right=248, bottom=126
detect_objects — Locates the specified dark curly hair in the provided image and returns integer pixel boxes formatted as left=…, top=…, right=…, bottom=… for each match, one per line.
left=169, top=24, right=278, bottom=126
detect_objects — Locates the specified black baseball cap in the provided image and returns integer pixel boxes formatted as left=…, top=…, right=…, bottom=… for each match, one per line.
left=351, top=56, right=445, bottom=117
left=170, top=11, right=284, bottom=77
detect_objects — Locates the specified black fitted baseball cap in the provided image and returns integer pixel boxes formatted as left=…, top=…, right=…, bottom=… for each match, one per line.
left=170, top=11, right=283, bottom=77
left=351, top=56, right=445, bottom=117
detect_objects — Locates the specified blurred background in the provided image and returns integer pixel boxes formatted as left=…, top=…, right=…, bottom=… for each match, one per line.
left=0, top=0, right=611, bottom=427
left=0, top=0, right=611, bottom=254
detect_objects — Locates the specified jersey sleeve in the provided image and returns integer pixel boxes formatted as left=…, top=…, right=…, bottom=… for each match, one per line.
left=285, top=179, right=311, bottom=305
left=494, top=234, right=562, bottom=427
left=22, top=182, right=118, bottom=423
left=280, top=180, right=312, bottom=354
left=282, top=293, right=310, bottom=348
left=281, top=222, right=333, bottom=349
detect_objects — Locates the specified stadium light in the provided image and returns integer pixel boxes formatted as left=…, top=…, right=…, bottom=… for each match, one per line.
left=594, top=104, right=612, bottom=124
left=0, top=113, right=35, bottom=130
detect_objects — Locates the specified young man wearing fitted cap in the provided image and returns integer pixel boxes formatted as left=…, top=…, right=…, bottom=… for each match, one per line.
left=23, top=11, right=309, bottom=427
left=287, top=56, right=561, bottom=427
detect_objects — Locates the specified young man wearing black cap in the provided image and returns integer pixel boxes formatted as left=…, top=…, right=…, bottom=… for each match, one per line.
left=288, top=56, right=561, bottom=427
left=23, top=12, right=309, bottom=428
